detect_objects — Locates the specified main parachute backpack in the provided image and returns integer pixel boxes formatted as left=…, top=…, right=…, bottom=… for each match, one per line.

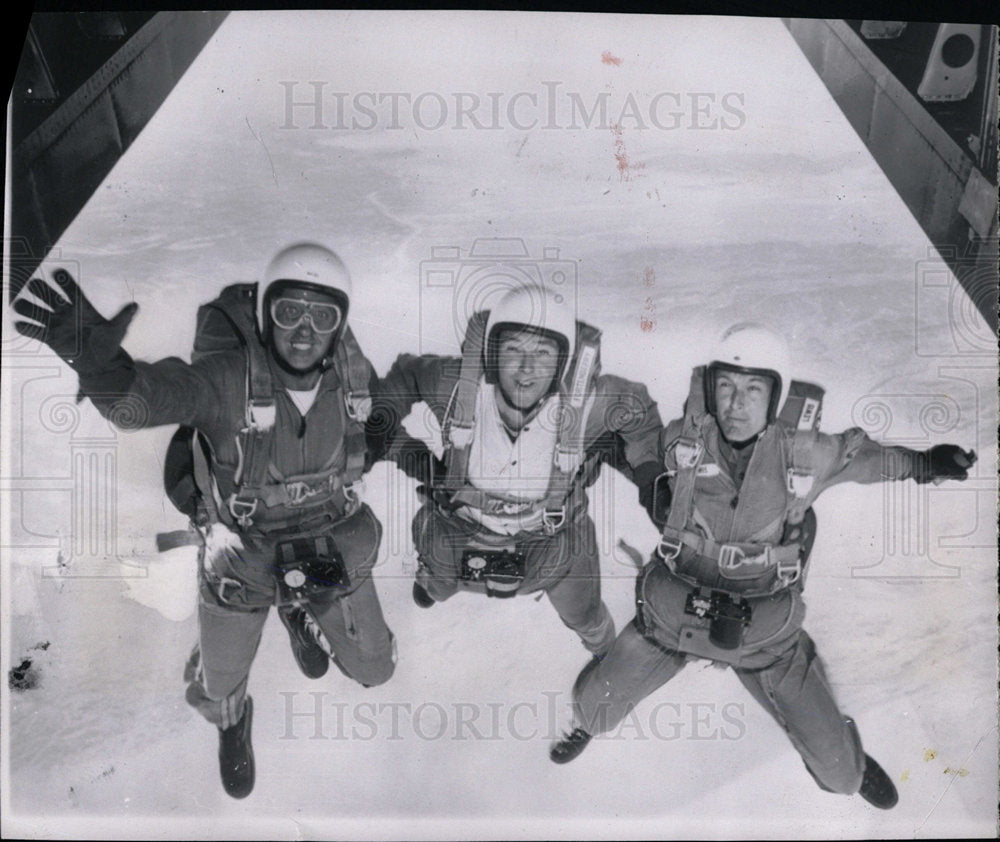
left=160, top=282, right=371, bottom=531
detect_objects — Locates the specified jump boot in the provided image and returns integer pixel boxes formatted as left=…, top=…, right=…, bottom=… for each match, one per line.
left=859, top=754, right=898, bottom=809
left=280, top=605, right=330, bottom=679
left=218, top=696, right=255, bottom=799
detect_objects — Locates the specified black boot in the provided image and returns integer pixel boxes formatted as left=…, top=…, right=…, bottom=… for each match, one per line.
left=550, top=727, right=592, bottom=764
left=280, top=606, right=329, bottom=679
left=218, top=696, right=255, bottom=799
left=859, top=754, right=898, bottom=809
left=412, top=581, right=436, bottom=608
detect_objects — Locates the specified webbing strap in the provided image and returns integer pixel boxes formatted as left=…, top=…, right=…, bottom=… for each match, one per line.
left=542, top=324, right=600, bottom=512
left=238, top=471, right=345, bottom=508
left=191, top=431, right=231, bottom=528
left=342, top=426, right=367, bottom=486
left=658, top=525, right=801, bottom=567
left=664, top=368, right=707, bottom=536
left=203, top=287, right=276, bottom=492
left=779, top=381, right=824, bottom=525
left=337, top=324, right=373, bottom=423
left=443, top=312, right=488, bottom=494
left=785, top=428, right=815, bottom=526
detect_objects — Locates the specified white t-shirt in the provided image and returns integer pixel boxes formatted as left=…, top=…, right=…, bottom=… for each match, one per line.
left=286, top=381, right=322, bottom=417
left=458, top=378, right=559, bottom=535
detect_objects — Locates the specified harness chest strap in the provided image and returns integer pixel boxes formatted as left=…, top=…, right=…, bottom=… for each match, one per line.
left=657, top=523, right=803, bottom=579
left=235, top=470, right=350, bottom=508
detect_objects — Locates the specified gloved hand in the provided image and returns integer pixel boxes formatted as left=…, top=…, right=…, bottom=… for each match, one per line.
left=414, top=453, right=457, bottom=511
left=914, top=444, right=977, bottom=484
left=13, top=269, right=137, bottom=376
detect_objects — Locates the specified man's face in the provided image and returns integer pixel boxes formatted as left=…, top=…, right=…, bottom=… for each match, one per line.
left=713, top=369, right=773, bottom=442
left=269, top=286, right=338, bottom=372
left=495, top=329, right=561, bottom=410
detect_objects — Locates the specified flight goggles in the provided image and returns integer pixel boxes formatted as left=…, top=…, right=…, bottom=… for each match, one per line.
left=270, top=297, right=343, bottom=334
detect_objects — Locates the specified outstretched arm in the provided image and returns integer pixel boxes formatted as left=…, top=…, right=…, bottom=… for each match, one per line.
left=13, top=269, right=230, bottom=430
left=13, top=268, right=138, bottom=395
left=366, top=353, right=457, bottom=483
left=815, top=427, right=976, bottom=488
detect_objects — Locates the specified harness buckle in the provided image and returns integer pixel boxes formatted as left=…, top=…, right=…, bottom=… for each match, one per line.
left=343, top=479, right=365, bottom=509
left=718, top=543, right=747, bottom=571
left=554, top=447, right=582, bottom=474
left=542, top=506, right=566, bottom=535
left=786, top=468, right=814, bottom=498
left=247, top=400, right=276, bottom=431
left=228, top=496, right=258, bottom=528
left=673, top=437, right=704, bottom=470
left=448, top=424, right=474, bottom=449
left=776, top=556, right=802, bottom=585
left=345, top=392, right=372, bottom=422
left=657, top=535, right=682, bottom=561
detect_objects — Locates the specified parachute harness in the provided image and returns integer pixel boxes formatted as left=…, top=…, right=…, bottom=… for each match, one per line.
left=438, top=310, right=602, bottom=537
left=656, top=367, right=825, bottom=598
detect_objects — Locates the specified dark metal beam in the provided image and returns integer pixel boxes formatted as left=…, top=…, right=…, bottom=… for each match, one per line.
left=784, top=18, right=998, bottom=333
left=8, top=11, right=230, bottom=297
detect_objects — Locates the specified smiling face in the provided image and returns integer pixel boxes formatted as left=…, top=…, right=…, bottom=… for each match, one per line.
left=494, top=328, right=561, bottom=411
left=713, top=369, right=773, bottom=443
left=268, top=285, right=338, bottom=374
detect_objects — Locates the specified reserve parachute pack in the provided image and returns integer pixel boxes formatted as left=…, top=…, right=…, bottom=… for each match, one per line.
left=435, top=310, right=602, bottom=535
left=656, top=365, right=825, bottom=597
left=161, top=283, right=371, bottom=538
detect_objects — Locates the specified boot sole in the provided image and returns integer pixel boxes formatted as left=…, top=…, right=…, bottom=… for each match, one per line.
left=220, top=697, right=255, bottom=799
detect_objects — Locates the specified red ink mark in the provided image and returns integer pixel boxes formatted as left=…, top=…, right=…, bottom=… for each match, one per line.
left=611, top=123, right=644, bottom=182
left=611, top=124, right=628, bottom=181
left=602, top=51, right=622, bottom=66
left=640, top=282, right=656, bottom=331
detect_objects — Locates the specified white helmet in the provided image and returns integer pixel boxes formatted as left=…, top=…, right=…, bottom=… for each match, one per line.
left=483, top=285, right=576, bottom=390
left=257, top=242, right=352, bottom=341
left=704, top=323, right=792, bottom=424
